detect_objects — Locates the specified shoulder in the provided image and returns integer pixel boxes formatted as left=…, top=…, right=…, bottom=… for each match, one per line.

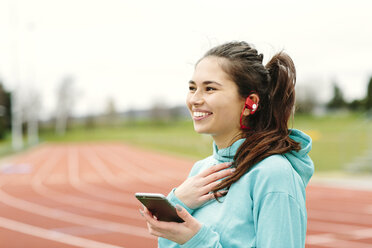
left=241, top=154, right=299, bottom=198
left=248, top=154, right=293, bottom=180
left=251, top=154, right=293, bottom=178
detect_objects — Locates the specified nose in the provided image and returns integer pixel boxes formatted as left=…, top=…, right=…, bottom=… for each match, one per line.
left=188, top=90, right=204, bottom=106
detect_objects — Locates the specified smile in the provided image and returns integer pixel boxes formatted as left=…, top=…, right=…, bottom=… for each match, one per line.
left=193, top=111, right=213, bottom=121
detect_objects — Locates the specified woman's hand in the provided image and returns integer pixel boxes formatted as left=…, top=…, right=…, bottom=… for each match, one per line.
left=140, top=205, right=201, bottom=245
left=175, top=162, right=235, bottom=209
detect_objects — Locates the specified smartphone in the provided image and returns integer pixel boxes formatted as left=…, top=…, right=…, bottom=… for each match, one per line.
left=135, top=193, right=184, bottom=223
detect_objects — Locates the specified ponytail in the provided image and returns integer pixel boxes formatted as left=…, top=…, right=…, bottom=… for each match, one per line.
left=201, top=43, right=301, bottom=199
left=264, top=52, right=296, bottom=131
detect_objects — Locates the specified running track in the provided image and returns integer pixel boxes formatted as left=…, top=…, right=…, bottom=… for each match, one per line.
left=0, top=143, right=371, bottom=248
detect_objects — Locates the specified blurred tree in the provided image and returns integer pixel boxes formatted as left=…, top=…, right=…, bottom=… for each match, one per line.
left=327, top=82, right=347, bottom=109
left=85, top=114, right=97, bottom=129
left=169, top=106, right=187, bottom=120
left=104, top=97, right=119, bottom=126
left=126, top=107, right=136, bottom=121
left=0, top=82, right=12, bottom=139
left=55, top=75, right=76, bottom=135
left=295, top=83, right=318, bottom=114
left=366, top=76, right=372, bottom=110
left=25, top=89, right=41, bottom=145
left=150, top=99, right=170, bottom=121
left=348, top=99, right=366, bottom=111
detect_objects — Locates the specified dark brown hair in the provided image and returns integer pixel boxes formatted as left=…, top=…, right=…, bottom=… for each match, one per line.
left=200, top=41, right=301, bottom=198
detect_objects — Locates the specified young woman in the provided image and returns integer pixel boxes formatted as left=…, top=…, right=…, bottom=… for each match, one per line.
left=140, top=41, right=314, bottom=248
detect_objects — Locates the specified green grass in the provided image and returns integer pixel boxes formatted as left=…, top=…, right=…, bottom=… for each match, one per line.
left=0, top=133, right=36, bottom=160
left=2, top=113, right=372, bottom=172
left=39, top=121, right=213, bottom=159
left=290, top=113, right=372, bottom=172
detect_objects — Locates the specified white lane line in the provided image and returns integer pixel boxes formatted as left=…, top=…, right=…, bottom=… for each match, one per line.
left=68, top=146, right=137, bottom=204
left=0, top=146, right=52, bottom=186
left=0, top=177, right=151, bottom=238
left=365, top=205, right=372, bottom=214
left=30, top=146, right=141, bottom=220
left=350, top=227, right=372, bottom=239
left=307, top=227, right=372, bottom=244
left=0, top=216, right=124, bottom=248
left=86, top=145, right=171, bottom=190
left=106, top=143, right=192, bottom=170
left=81, top=147, right=131, bottom=191
left=309, top=209, right=372, bottom=226
left=68, top=146, right=134, bottom=201
left=308, top=220, right=371, bottom=233
left=306, top=233, right=372, bottom=248
left=306, top=233, right=337, bottom=245
left=307, top=220, right=372, bottom=246
left=99, top=144, right=186, bottom=180
left=0, top=148, right=151, bottom=239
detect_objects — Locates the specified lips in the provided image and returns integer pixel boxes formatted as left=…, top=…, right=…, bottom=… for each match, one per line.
left=192, top=110, right=213, bottom=121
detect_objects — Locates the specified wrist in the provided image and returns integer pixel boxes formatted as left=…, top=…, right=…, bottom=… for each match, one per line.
left=174, top=188, right=186, bottom=204
left=178, top=222, right=202, bottom=245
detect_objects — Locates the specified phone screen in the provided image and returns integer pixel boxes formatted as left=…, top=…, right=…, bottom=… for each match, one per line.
left=135, top=193, right=184, bottom=223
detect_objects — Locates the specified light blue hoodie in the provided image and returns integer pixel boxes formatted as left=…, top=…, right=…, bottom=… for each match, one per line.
left=158, top=129, right=314, bottom=248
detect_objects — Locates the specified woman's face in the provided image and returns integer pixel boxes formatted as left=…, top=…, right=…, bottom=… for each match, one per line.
left=186, top=56, right=246, bottom=146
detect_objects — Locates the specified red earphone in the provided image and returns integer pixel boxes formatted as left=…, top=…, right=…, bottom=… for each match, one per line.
left=240, top=94, right=258, bottom=130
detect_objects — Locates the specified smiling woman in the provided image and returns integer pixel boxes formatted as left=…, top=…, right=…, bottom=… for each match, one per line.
left=187, top=58, right=246, bottom=148
left=140, top=41, right=314, bottom=248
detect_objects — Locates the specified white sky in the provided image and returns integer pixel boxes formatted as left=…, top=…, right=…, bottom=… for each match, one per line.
left=0, top=0, right=371, bottom=119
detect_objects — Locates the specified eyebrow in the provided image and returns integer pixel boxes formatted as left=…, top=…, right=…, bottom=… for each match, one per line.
left=188, top=80, right=222, bottom=86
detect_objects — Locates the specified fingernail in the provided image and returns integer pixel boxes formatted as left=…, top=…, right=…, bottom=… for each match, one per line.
left=176, top=205, right=182, bottom=211
left=227, top=162, right=233, bottom=166
left=231, top=168, right=236, bottom=172
left=139, top=209, right=144, bottom=216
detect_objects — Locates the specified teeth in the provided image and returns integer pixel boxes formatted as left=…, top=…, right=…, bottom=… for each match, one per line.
left=193, top=112, right=211, bottom=117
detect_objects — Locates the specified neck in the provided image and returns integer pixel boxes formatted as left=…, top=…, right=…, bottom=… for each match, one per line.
left=212, top=131, right=243, bottom=149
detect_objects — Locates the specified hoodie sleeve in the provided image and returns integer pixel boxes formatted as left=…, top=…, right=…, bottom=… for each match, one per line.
left=254, top=192, right=306, bottom=248
left=158, top=224, right=223, bottom=248
left=166, top=188, right=195, bottom=215
left=179, top=225, right=223, bottom=248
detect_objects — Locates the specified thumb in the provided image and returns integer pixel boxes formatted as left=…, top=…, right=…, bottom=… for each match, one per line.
left=175, top=204, right=194, bottom=223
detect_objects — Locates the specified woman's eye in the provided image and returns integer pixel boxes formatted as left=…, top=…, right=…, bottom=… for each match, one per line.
left=206, top=87, right=216, bottom=91
left=189, top=86, right=196, bottom=91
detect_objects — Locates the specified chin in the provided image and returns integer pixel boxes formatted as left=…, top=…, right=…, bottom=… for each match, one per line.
left=193, top=124, right=213, bottom=134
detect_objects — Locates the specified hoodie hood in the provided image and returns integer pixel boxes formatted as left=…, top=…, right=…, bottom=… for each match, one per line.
left=284, top=129, right=314, bottom=186
left=213, top=138, right=245, bottom=163
left=212, top=129, right=314, bottom=186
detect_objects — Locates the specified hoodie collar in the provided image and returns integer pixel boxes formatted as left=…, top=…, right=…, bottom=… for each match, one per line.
left=213, top=138, right=246, bottom=163
left=285, top=129, right=314, bottom=186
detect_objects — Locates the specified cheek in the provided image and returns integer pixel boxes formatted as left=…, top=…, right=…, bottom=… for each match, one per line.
left=215, top=100, right=243, bottom=123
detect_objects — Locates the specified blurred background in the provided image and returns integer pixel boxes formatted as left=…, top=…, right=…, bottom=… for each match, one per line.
left=0, top=0, right=372, bottom=247
left=0, top=0, right=371, bottom=174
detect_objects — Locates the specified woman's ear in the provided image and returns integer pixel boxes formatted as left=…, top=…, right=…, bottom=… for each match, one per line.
left=243, top=93, right=260, bottom=116
left=243, top=108, right=250, bottom=116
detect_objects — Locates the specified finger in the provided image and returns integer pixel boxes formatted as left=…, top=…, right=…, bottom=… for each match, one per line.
left=199, top=189, right=228, bottom=203
left=175, top=204, right=195, bottom=223
left=201, top=180, right=222, bottom=195
left=175, top=205, right=202, bottom=232
left=141, top=208, right=179, bottom=232
left=202, top=167, right=235, bottom=185
left=198, top=162, right=232, bottom=178
left=147, top=226, right=165, bottom=238
left=143, top=207, right=156, bottom=219
left=141, top=209, right=159, bottom=226
left=199, top=192, right=216, bottom=203
left=145, top=221, right=166, bottom=238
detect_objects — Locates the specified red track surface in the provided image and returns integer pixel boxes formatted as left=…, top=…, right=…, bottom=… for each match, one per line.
left=0, top=143, right=371, bottom=248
